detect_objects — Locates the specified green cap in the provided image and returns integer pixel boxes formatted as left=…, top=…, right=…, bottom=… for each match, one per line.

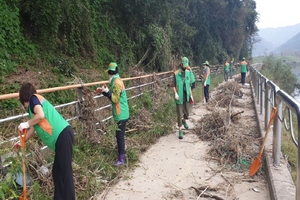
left=203, top=61, right=209, bottom=66
left=107, top=62, right=118, bottom=72
left=242, top=57, right=245, bottom=60
left=182, top=57, right=189, bottom=67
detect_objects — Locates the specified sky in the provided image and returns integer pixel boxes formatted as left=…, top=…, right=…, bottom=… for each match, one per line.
left=255, top=0, right=300, bottom=29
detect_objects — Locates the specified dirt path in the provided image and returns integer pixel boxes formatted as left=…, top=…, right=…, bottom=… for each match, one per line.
left=96, top=79, right=270, bottom=200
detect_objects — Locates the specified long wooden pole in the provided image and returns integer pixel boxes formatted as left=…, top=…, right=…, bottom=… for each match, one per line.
left=0, top=71, right=174, bottom=100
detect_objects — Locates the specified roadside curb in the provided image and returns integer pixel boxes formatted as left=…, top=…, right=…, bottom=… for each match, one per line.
left=250, top=80, right=296, bottom=200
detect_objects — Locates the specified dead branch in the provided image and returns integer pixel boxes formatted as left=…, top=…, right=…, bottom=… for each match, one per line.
left=230, top=111, right=244, bottom=120
left=135, top=46, right=151, bottom=68
left=242, top=179, right=258, bottom=182
left=191, top=186, right=224, bottom=200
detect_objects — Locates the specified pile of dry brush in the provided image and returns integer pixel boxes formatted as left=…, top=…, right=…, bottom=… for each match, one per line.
left=194, top=81, right=259, bottom=169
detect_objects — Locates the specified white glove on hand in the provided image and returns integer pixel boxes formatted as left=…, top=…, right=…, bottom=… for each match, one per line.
left=204, top=81, right=207, bottom=87
left=175, top=93, right=180, bottom=100
left=101, top=85, right=109, bottom=93
left=18, top=122, right=29, bottom=131
left=190, top=95, right=194, bottom=103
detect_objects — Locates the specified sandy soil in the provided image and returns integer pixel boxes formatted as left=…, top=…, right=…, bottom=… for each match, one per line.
left=95, top=79, right=270, bottom=200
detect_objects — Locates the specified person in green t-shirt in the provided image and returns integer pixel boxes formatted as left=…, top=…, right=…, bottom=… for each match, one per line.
left=202, top=61, right=211, bottom=103
left=224, top=61, right=229, bottom=82
left=240, top=57, right=248, bottom=85
left=98, top=62, right=130, bottom=166
left=18, top=83, right=75, bottom=200
left=229, top=58, right=234, bottom=79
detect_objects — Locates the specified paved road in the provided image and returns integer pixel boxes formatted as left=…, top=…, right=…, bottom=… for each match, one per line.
left=96, top=79, right=270, bottom=200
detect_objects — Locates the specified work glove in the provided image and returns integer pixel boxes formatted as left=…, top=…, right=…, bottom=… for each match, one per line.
left=189, top=95, right=194, bottom=104
left=101, top=85, right=112, bottom=99
left=101, top=85, right=109, bottom=93
left=18, top=122, right=29, bottom=131
left=96, top=87, right=102, bottom=93
left=175, top=93, right=179, bottom=100
left=204, top=81, right=207, bottom=87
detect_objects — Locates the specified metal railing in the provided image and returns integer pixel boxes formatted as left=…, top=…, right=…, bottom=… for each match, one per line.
left=0, top=71, right=173, bottom=169
left=250, top=63, right=300, bottom=200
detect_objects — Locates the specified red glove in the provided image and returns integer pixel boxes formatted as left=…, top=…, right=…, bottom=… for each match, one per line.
left=95, top=84, right=107, bottom=93
left=14, top=142, right=22, bottom=150
left=96, top=87, right=102, bottom=93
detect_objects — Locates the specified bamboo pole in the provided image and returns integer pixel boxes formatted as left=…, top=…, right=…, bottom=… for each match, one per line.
left=0, top=71, right=174, bottom=100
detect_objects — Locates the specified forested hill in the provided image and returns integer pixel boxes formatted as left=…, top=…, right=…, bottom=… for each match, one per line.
left=1, top=0, right=257, bottom=86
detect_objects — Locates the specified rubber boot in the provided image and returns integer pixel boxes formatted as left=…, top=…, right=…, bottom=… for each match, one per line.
left=179, top=130, right=183, bottom=139
left=182, top=120, right=189, bottom=129
left=114, top=154, right=125, bottom=166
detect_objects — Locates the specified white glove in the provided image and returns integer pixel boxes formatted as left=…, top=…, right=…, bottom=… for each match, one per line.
left=204, top=81, right=207, bottom=87
left=18, top=122, right=29, bottom=131
left=175, top=93, right=179, bottom=100
left=190, top=95, right=194, bottom=103
left=101, top=85, right=109, bottom=93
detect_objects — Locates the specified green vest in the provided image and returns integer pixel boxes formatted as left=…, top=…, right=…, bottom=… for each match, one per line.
left=110, top=74, right=130, bottom=121
left=174, top=68, right=193, bottom=104
left=224, top=63, right=229, bottom=72
left=28, top=94, right=69, bottom=151
left=191, top=70, right=195, bottom=84
left=229, top=61, right=233, bottom=69
left=203, top=67, right=211, bottom=85
left=240, top=61, right=247, bottom=73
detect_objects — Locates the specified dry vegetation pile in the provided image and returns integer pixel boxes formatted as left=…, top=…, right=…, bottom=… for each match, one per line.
left=79, top=87, right=109, bottom=144
left=209, top=81, right=243, bottom=108
left=194, top=81, right=259, bottom=170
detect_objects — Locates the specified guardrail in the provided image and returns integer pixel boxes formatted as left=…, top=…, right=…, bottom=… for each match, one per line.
left=250, top=63, right=300, bottom=200
left=0, top=64, right=233, bottom=186
left=0, top=71, right=174, bottom=170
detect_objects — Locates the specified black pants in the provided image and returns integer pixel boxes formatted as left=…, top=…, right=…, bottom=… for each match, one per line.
left=204, top=85, right=210, bottom=103
left=224, top=71, right=228, bottom=82
left=241, top=72, right=246, bottom=85
left=116, top=119, right=128, bottom=155
left=229, top=68, right=233, bottom=79
left=53, top=126, right=75, bottom=200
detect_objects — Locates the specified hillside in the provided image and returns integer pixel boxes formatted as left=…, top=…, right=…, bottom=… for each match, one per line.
left=259, top=23, right=300, bottom=46
left=274, top=32, right=300, bottom=54
left=0, top=0, right=258, bottom=97
left=252, top=23, right=300, bottom=56
left=252, top=37, right=276, bottom=57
